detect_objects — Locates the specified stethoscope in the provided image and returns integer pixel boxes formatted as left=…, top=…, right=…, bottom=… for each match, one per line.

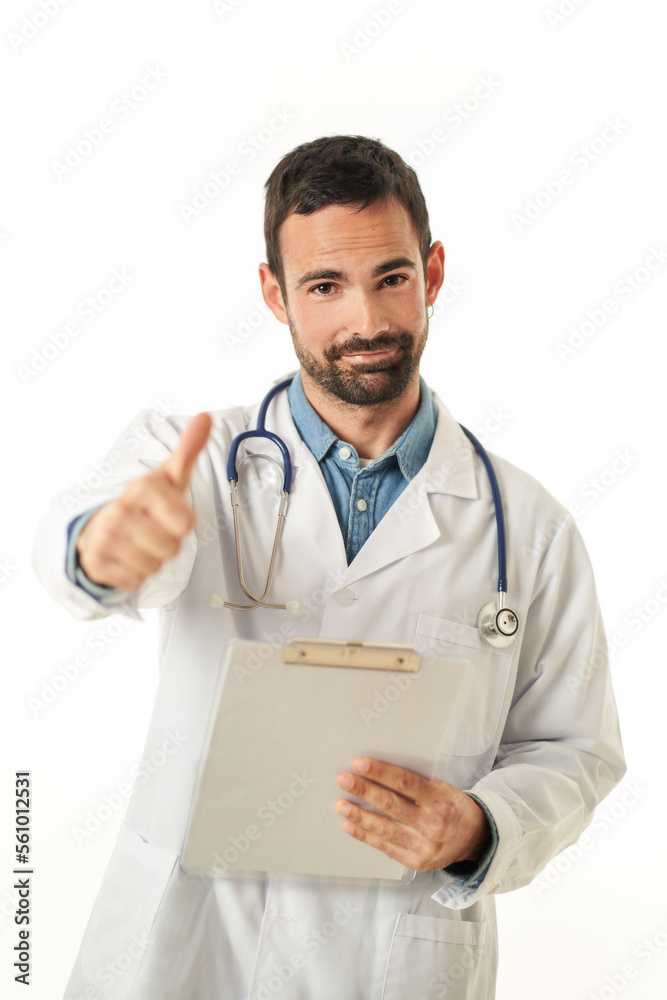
left=210, top=377, right=519, bottom=648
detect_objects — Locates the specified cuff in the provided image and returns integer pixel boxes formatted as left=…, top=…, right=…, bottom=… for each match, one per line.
left=66, top=506, right=130, bottom=603
left=440, top=793, right=498, bottom=891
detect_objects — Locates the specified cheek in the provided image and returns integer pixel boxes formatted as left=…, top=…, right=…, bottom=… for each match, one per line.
left=294, top=302, right=338, bottom=344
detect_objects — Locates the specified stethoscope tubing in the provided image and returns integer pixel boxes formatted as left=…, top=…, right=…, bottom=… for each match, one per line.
left=218, top=375, right=518, bottom=644
left=458, top=424, right=508, bottom=596
left=227, top=378, right=294, bottom=492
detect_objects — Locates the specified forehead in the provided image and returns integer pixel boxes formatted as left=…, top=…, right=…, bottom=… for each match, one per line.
left=278, top=199, right=419, bottom=274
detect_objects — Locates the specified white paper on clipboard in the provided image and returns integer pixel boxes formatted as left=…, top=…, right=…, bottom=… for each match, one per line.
left=180, top=637, right=475, bottom=886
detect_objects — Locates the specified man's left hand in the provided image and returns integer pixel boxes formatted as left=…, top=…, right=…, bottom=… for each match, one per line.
left=335, top=758, right=491, bottom=871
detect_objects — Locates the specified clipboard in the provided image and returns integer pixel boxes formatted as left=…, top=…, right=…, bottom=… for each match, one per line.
left=180, top=637, right=475, bottom=887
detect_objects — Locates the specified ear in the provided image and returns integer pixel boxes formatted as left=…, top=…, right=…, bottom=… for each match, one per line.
left=425, top=241, right=445, bottom=309
left=258, top=263, right=289, bottom=325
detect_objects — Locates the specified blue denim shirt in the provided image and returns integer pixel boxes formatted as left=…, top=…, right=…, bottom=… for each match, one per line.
left=287, top=371, right=437, bottom=564
left=65, top=375, right=498, bottom=894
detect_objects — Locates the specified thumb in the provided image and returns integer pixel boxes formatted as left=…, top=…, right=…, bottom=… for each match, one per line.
left=161, top=412, right=212, bottom=490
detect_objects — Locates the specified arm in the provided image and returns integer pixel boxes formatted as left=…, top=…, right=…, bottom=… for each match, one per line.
left=32, top=409, right=211, bottom=621
left=333, top=515, right=625, bottom=908
left=433, top=514, right=626, bottom=908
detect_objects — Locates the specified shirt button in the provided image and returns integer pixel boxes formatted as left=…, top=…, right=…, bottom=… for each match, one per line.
left=336, top=589, right=357, bottom=607
left=356, top=499, right=367, bottom=512
left=338, top=447, right=352, bottom=460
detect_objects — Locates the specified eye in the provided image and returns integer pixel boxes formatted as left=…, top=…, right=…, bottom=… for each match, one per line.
left=382, top=274, right=408, bottom=287
left=310, top=282, right=336, bottom=295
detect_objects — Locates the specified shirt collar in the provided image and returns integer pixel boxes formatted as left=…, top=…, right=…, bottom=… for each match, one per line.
left=287, top=370, right=438, bottom=482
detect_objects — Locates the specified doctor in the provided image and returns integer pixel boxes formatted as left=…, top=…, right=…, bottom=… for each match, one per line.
left=33, top=134, right=625, bottom=1000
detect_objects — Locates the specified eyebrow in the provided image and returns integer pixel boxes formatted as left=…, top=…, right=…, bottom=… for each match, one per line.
left=294, top=256, right=419, bottom=290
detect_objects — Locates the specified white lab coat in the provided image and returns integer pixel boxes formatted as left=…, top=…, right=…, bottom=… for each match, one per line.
left=33, top=373, right=625, bottom=1000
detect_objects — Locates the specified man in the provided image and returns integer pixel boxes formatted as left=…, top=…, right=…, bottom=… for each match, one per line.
left=33, top=135, right=625, bottom=999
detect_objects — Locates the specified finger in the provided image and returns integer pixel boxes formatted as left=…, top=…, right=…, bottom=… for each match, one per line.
left=110, top=542, right=163, bottom=581
left=336, top=771, right=421, bottom=827
left=160, top=412, right=212, bottom=491
left=336, top=799, right=412, bottom=846
left=80, top=554, right=149, bottom=592
left=122, top=476, right=195, bottom=538
left=121, top=508, right=182, bottom=562
left=337, top=810, right=428, bottom=871
left=350, top=758, right=446, bottom=807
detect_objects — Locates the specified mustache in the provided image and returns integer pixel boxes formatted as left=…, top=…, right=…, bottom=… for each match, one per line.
left=326, top=331, right=413, bottom=360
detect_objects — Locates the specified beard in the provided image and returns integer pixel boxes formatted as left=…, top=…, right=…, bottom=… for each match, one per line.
left=287, top=311, right=429, bottom=406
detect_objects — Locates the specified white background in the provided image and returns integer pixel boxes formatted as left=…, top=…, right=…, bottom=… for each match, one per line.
left=1, top=0, right=666, bottom=997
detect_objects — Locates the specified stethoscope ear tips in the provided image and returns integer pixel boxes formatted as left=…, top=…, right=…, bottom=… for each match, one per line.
left=209, top=593, right=300, bottom=614
left=478, top=601, right=519, bottom=648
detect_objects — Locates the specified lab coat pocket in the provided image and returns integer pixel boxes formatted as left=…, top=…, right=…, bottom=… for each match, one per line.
left=415, top=614, right=515, bottom=757
left=381, top=913, right=487, bottom=1000
left=79, top=824, right=178, bottom=999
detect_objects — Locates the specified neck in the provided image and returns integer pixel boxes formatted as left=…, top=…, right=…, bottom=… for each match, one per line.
left=299, top=370, right=421, bottom=460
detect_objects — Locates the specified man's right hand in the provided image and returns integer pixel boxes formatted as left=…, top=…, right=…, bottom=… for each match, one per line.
left=75, top=412, right=213, bottom=591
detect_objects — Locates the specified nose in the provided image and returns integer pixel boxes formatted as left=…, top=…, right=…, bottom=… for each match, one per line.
left=347, top=288, right=388, bottom=337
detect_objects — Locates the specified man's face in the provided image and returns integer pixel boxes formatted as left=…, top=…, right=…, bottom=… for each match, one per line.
left=266, top=198, right=440, bottom=406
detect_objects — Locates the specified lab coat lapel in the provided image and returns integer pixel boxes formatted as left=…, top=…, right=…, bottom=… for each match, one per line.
left=341, top=391, right=479, bottom=585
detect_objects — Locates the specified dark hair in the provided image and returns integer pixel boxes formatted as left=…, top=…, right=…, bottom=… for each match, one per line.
left=263, top=134, right=432, bottom=298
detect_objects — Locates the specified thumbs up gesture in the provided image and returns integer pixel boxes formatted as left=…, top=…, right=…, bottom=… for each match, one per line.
left=76, top=413, right=212, bottom=591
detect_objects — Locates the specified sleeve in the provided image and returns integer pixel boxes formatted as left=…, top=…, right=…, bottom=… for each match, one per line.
left=440, top=794, right=499, bottom=892
left=65, top=505, right=134, bottom=608
left=432, top=513, right=626, bottom=910
left=31, top=408, right=200, bottom=622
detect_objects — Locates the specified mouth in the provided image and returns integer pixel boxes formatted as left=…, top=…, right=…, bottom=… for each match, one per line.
left=340, top=345, right=399, bottom=363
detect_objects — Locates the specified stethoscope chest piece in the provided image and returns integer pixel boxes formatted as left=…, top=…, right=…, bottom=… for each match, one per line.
left=478, top=602, right=519, bottom=648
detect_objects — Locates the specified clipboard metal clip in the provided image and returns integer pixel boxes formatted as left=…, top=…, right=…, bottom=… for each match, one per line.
left=284, top=637, right=421, bottom=672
